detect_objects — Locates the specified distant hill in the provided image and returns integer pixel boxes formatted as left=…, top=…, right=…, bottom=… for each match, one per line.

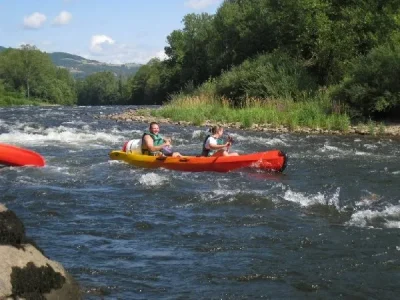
left=0, top=46, right=142, bottom=79
left=49, top=52, right=142, bottom=78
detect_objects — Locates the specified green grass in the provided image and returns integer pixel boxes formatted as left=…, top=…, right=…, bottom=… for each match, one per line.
left=0, top=93, right=50, bottom=106
left=148, top=92, right=352, bottom=132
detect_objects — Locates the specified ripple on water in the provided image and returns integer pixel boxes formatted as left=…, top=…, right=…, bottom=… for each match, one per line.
left=1, top=106, right=400, bottom=299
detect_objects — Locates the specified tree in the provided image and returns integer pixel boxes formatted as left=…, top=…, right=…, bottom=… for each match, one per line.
left=77, top=72, right=120, bottom=105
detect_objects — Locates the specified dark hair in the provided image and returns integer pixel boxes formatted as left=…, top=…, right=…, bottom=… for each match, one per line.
left=210, top=125, right=223, bottom=134
left=149, top=122, right=159, bottom=129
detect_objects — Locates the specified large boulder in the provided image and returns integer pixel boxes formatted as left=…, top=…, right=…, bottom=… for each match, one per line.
left=0, top=204, right=80, bottom=299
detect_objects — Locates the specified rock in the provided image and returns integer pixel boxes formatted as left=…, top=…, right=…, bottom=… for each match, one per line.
left=0, top=205, right=25, bottom=245
left=0, top=245, right=80, bottom=299
left=0, top=204, right=81, bottom=299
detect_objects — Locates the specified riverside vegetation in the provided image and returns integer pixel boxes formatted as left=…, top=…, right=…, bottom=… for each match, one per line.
left=2, top=0, right=400, bottom=136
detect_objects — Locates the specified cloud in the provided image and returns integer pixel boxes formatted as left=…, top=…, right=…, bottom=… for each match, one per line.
left=155, top=50, right=168, bottom=61
left=86, top=34, right=169, bottom=64
left=184, top=0, right=222, bottom=10
left=85, top=37, right=166, bottom=64
left=53, top=11, right=72, bottom=26
left=90, top=35, right=115, bottom=53
left=23, top=12, right=47, bottom=29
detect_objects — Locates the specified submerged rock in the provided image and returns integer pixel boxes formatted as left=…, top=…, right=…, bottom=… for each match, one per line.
left=0, top=204, right=80, bottom=299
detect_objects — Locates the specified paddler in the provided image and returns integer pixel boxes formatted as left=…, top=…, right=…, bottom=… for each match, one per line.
left=201, top=126, right=239, bottom=157
left=141, top=122, right=181, bottom=157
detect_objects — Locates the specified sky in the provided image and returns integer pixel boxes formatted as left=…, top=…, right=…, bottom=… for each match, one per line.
left=0, top=0, right=223, bottom=64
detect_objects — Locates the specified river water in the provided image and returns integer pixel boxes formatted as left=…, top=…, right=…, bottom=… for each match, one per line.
left=0, top=106, right=399, bottom=299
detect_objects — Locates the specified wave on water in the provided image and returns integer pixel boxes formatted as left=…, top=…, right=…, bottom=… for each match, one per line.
left=317, top=142, right=379, bottom=159
left=138, top=173, right=169, bottom=187
left=346, top=204, right=400, bottom=229
left=0, top=124, right=137, bottom=149
left=282, top=187, right=341, bottom=210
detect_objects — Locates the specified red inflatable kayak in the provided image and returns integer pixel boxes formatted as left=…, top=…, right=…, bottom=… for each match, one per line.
left=109, top=149, right=287, bottom=173
left=0, top=143, right=45, bottom=167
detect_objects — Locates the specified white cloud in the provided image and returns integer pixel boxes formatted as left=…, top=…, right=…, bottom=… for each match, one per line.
left=184, top=0, right=222, bottom=10
left=23, top=12, right=47, bottom=29
left=90, top=35, right=115, bottom=53
left=85, top=38, right=165, bottom=64
left=53, top=11, right=72, bottom=26
left=155, top=50, right=168, bottom=61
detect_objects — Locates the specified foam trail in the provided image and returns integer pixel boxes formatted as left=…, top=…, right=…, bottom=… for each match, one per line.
left=346, top=204, right=400, bottom=229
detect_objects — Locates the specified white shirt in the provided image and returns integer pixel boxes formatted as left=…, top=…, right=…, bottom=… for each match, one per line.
left=205, top=136, right=218, bottom=150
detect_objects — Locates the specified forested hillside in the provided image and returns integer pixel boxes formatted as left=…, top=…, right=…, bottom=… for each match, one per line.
left=49, top=52, right=141, bottom=78
left=0, top=46, right=141, bottom=79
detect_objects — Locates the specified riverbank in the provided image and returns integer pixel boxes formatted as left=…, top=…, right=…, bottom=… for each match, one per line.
left=0, top=95, right=50, bottom=106
left=101, top=107, right=400, bottom=138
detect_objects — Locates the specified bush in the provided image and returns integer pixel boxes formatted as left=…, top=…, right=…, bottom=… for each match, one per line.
left=213, top=51, right=318, bottom=106
left=333, top=41, right=400, bottom=119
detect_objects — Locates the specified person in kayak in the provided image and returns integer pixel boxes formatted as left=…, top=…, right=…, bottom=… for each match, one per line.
left=141, top=122, right=181, bottom=157
left=201, top=126, right=239, bottom=157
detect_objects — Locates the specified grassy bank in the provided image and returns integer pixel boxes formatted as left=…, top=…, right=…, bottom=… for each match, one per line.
left=141, top=93, right=351, bottom=132
left=0, top=92, right=49, bottom=106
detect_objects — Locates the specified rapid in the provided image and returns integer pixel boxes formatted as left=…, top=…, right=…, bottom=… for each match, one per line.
left=1, top=106, right=399, bottom=299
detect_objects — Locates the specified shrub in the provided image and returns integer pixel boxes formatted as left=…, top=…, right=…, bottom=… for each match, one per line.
left=333, top=41, right=400, bottom=119
left=213, top=51, right=318, bottom=106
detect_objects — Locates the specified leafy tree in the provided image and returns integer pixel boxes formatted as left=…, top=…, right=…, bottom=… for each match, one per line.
left=0, top=45, right=77, bottom=104
left=128, top=0, right=400, bottom=117
left=213, top=51, right=317, bottom=105
left=333, top=39, right=400, bottom=118
left=77, top=71, right=120, bottom=105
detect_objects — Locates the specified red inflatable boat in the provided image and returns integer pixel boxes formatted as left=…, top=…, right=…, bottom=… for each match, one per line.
left=0, top=143, right=45, bottom=167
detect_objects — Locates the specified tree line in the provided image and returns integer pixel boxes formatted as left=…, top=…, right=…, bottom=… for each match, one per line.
left=0, top=45, right=131, bottom=106
left=1, top=0, right=400, bottom=120
left=130, top=0, right=400, bottom=119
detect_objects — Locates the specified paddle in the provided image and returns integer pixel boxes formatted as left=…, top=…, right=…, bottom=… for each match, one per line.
left=226, top=135, right=234, bottom=153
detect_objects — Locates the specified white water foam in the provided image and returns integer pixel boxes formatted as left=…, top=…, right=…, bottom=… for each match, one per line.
left=138, top=173, right=169, bottom=187
left=346, top=204, right=400, bottom=229
left=282, top=187, right=341, bottom=209
left=232, top=134, right=289, bottom=147
left=0, top=125, right=128, bottom=148
left=363, top=143, right=378, bottom=150
left=191, top=129, right=209, bottom=140
left=317, top=142, right=373, bottom=158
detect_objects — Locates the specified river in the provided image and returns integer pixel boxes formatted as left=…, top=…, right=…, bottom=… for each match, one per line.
left=1, top=106, right=399, bottom=299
